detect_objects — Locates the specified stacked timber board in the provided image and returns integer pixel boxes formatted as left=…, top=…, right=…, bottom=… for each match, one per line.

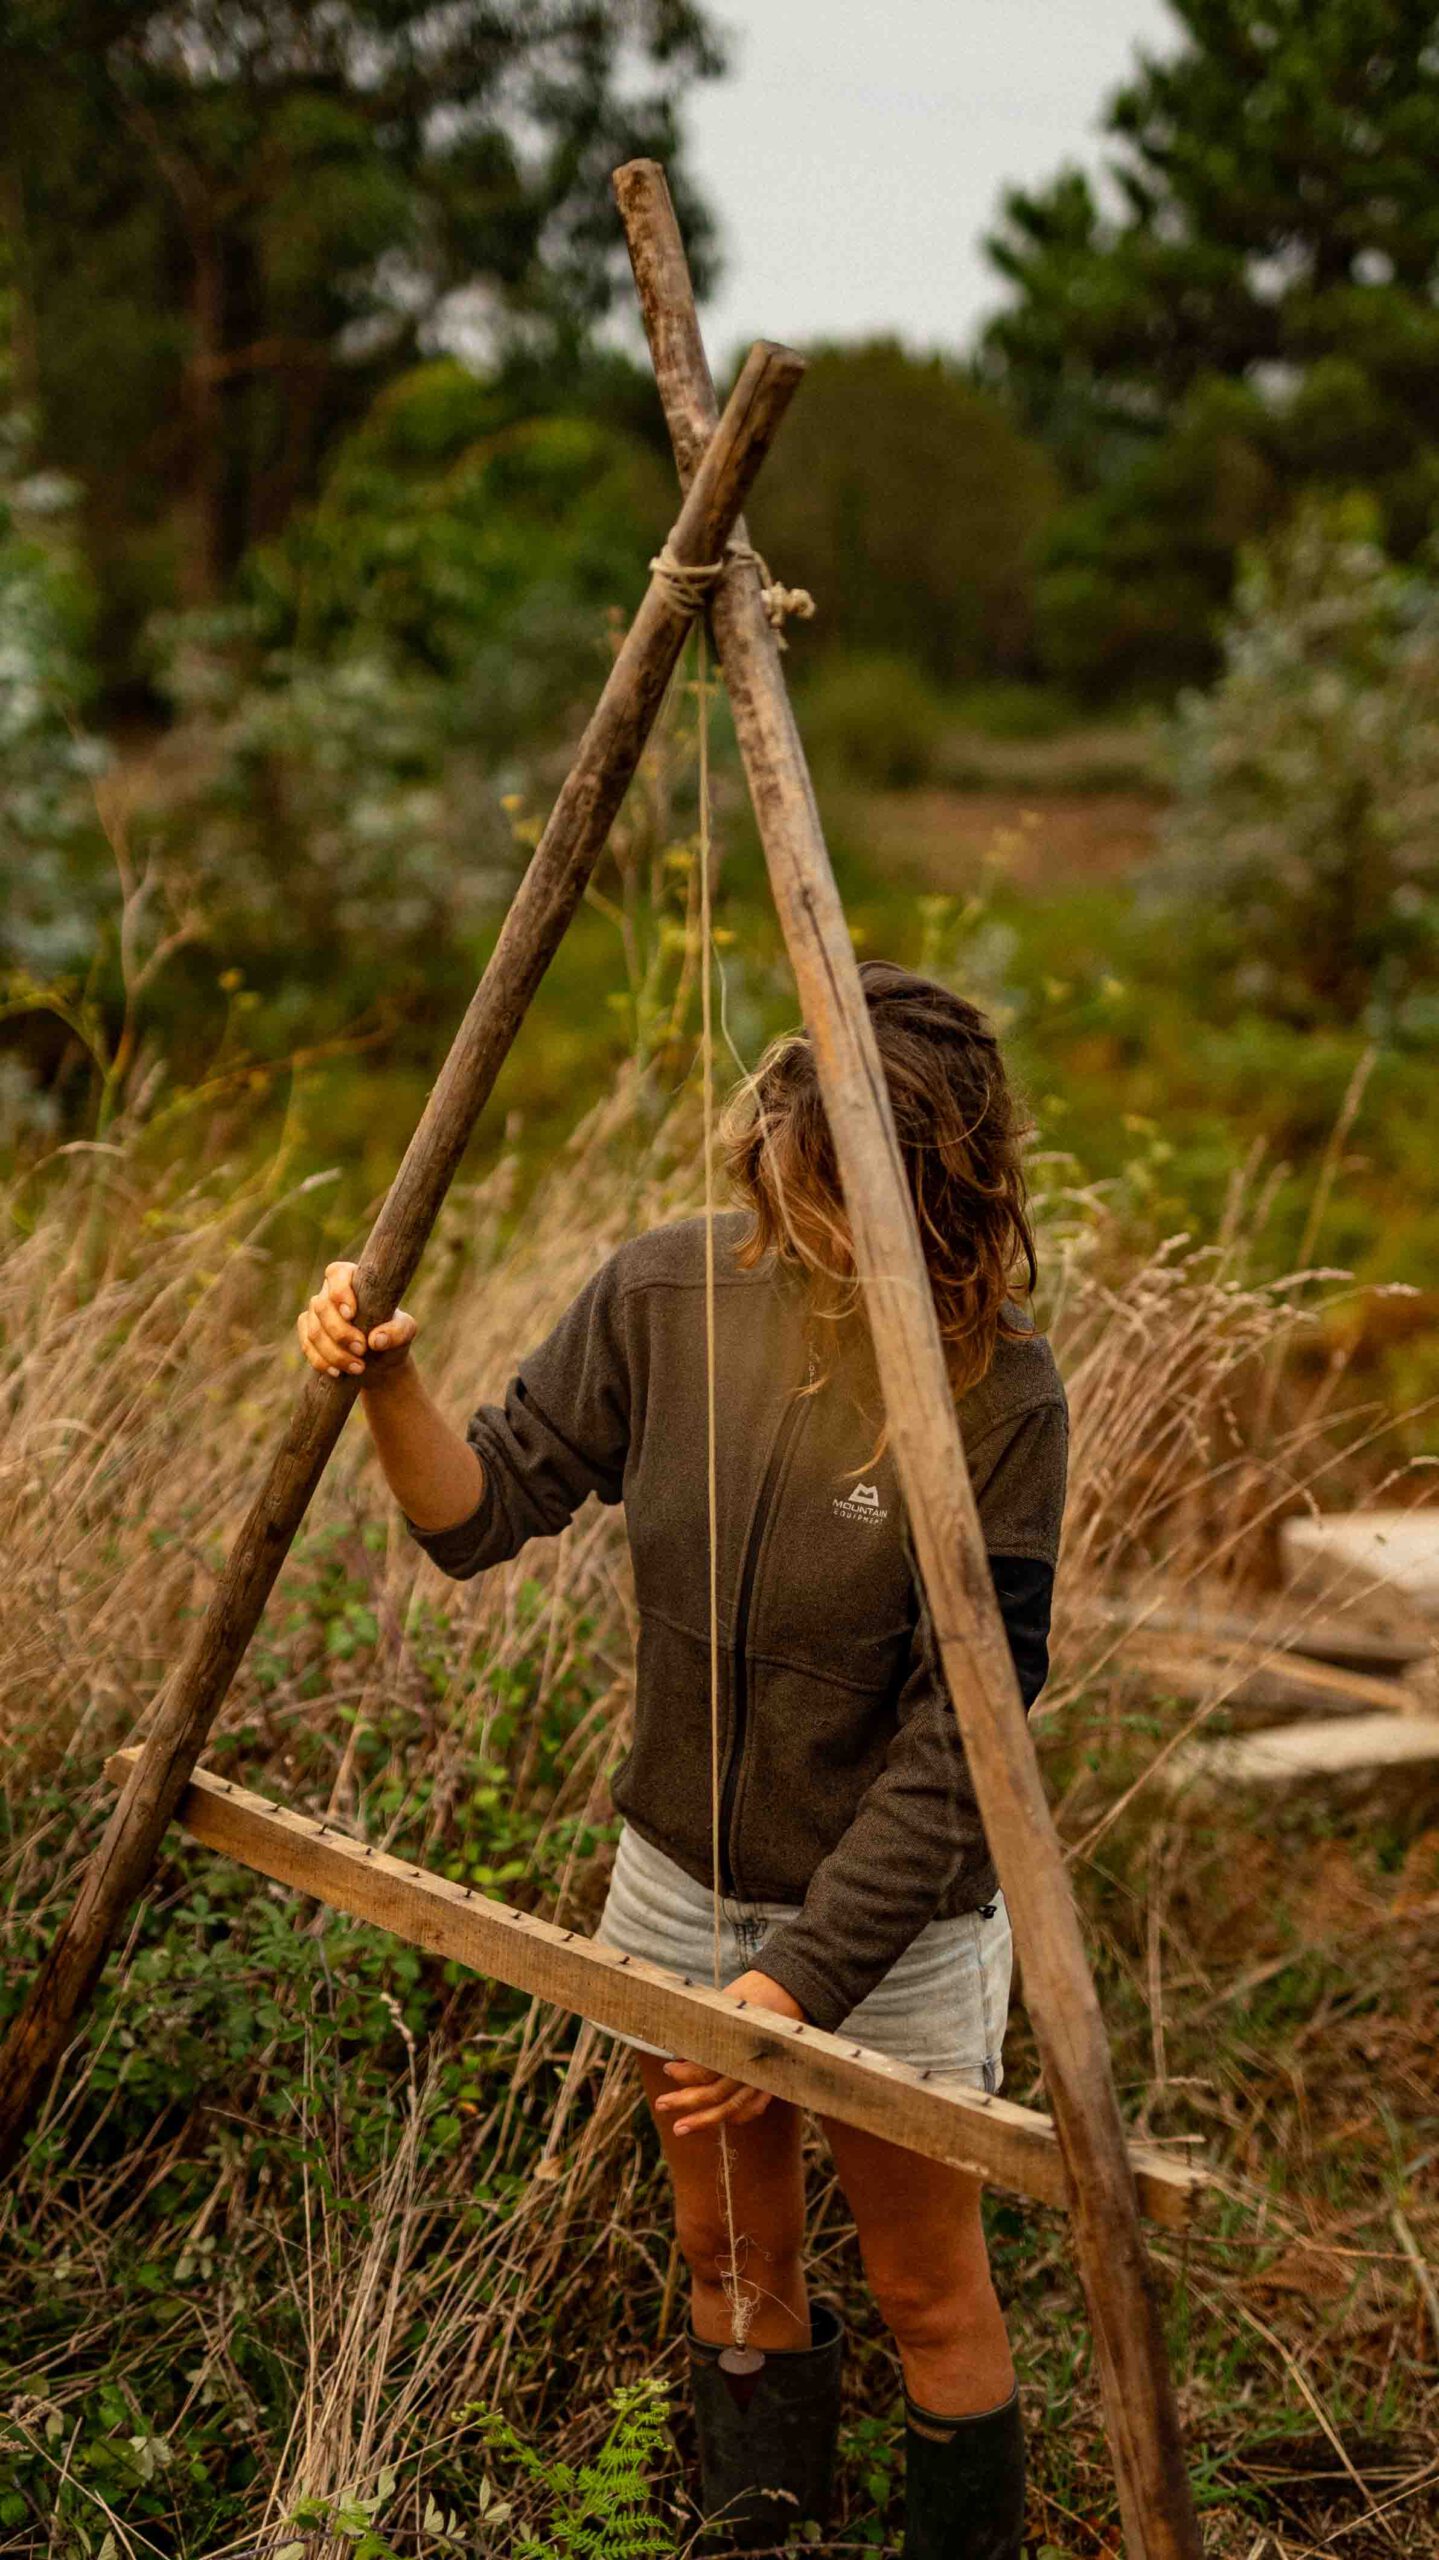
left=1098, top=1520, right=1439, bottom=1808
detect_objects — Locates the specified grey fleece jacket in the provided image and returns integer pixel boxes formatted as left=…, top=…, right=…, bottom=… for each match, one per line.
left=407, top=1212, right=1067, bottom=2033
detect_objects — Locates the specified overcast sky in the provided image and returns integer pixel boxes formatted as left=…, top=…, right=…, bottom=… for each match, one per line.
left=683, top=0, right=1176, bottom=366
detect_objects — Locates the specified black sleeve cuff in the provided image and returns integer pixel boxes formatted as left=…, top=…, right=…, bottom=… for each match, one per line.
left=988, top=1552, right=1055, bottom=1707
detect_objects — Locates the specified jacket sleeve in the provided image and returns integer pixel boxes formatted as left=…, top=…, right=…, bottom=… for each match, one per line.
left=753, top=1393, right=1067, bottom=2032
left=403, top=1251, right=634, bottom=1580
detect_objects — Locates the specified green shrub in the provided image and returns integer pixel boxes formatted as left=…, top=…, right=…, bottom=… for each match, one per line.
left=797, top=650, right=949, bottom=789
left=237, top=362, right=671, bottom=696
left=745, top=338, right=1058, bottom=685
left=0, top=296, right=111, bottom=992
left=1030, top=378, right=1278, bottom=705
left=1148, top=502, right=1439, bottom=1036
left=949, top=680, right=1076, bottom=740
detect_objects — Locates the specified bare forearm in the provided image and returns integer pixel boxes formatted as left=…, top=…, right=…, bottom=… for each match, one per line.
left=360, top=1362, right=484, bottom=1531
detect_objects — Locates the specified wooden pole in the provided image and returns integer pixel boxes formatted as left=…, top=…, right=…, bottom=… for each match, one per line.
left=612, top=160, right=1203, bottom=2560
left=0, top=340, right=804, bottom=2173
left=104, top=1746, right=1204, bottom=2228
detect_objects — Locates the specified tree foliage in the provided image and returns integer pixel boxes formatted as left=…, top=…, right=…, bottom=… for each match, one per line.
left=983, top=0, right=1439, bottom=695
left=1152, top=500, right=1439, bottom=1034
left=745, top=339, right=1058, bottom=688
left=129, top=355, right=674, bottom=1042
left=0, top=0, right=722, bottom=660
left=236, top=355, right=672, bottom=690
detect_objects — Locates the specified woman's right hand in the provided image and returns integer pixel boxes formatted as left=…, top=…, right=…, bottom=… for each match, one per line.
left=297, top=1261, right=418, bottom=1384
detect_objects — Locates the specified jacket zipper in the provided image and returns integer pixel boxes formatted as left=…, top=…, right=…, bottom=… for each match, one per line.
left=718, top=1350, right=814, bottom=1896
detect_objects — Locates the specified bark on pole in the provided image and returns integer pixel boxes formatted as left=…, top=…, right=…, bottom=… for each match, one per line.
left=103, top=1745, right=1206, bottom=2225
left=0, top=339, right=805, bottom=2172
left=612, top=159, right=1202, bottom=2560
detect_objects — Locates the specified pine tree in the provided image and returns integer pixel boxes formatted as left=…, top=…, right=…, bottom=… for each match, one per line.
left=980, top=1, right=1439, bottom=694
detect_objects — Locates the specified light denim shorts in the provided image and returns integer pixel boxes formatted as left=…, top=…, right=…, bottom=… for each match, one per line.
left=595, top=1821, right=1012, bottom=2094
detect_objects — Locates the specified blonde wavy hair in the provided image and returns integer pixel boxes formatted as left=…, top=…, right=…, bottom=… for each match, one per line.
left=720, top=961, right=1038, bottom=1396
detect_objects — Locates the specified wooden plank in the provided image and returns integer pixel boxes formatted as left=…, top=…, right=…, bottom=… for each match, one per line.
left=0, top=341, right=805, bottom=2176
left=104, top=1746, right=1204, bottom=2230
left=1161, top=1712, right=1439, bottom=1803
left=1079, top=1597, right=1432, bottom=1678
left=1281, top=1512, right=1439, bottom=1617
left=1108, top=1632, right=1426, bottom=1726
left=613, top=159, right=1203, bottom=2560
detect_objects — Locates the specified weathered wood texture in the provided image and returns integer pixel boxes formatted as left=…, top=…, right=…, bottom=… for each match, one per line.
left=103, top=1747, right=1202, bottom=2227
left=1282, top=1511, right=1439, bottom=1617
left=612, top=159, right=1203, bottom=2560
left=1106, top=1632, right=1426, bottom=1728
left=1082, top=1598, right=1433, bottom=1678
left=1161, top=1711, right=1439, bottom=1806
left=0, top=342, right=804, bottom=2173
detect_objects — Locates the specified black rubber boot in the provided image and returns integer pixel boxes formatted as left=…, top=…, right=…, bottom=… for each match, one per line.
left=903, top=2384, right=1026, bottom=2560
left=687, top=2301, right=844, bottom=2552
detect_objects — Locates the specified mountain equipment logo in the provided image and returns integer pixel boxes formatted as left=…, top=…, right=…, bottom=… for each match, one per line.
left=833, top=1480, right=888, bottom=1527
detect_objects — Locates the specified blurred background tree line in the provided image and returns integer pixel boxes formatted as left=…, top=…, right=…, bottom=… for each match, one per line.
left=9, top=0, right=1439, bottom=703
left=9, top=20, right=1439, bottom=2547
left=1, top=0, right=1437, bottom=1414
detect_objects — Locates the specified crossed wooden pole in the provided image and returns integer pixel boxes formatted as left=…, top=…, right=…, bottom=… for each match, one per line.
left=0, top=166, right=1203, bottom=2560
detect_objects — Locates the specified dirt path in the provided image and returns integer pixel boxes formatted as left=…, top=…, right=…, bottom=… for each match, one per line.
left=854, top=785, right=1163, bottom=895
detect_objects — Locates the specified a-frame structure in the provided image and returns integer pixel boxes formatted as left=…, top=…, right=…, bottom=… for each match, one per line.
left=0, top=165, right=1204, bottom=2560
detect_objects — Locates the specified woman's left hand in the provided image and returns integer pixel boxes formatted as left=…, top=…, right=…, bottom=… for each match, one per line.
left=655, top=1970, right=808, bottom=2136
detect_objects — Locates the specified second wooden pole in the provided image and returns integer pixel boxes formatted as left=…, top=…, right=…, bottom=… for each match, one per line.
left=613, top=159, right=1202, bottom=2560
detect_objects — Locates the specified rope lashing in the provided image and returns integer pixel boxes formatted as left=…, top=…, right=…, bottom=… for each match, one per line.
left=648, top=544, right=727, bottom=618
left=649, top=537, right=816, bottom=647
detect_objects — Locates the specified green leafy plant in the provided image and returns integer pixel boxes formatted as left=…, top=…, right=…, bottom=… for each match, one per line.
left=461, top=2378, right=675, bottom=2558
left=279, top=2458, right=478, bottom=2560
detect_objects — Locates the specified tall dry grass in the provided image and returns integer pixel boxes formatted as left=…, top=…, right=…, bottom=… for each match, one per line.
left=3, top=1078, right=1436, bottom=2557
left=5, top=1080, right=1414, bottom=1778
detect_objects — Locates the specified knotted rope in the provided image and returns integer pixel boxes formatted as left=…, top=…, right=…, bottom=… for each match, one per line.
left=650, top=538, right=816, bottom=647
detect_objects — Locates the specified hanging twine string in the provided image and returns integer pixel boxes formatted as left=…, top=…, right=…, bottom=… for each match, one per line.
left=696, top=626, right=756, bottom=2356
left=650, top=537, right=816, bottom=647
left=678, top=526, right=818, bottom=2353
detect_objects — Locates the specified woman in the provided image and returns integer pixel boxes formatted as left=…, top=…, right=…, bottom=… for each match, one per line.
left=298, top=964, right=1067, bottom=2560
